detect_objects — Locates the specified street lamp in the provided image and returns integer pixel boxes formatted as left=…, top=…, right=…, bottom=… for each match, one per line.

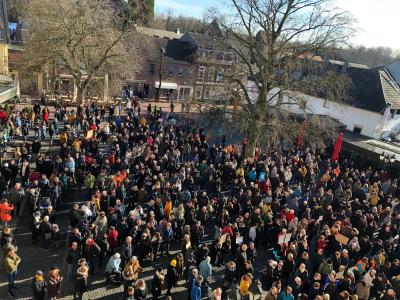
left=379, top=152, right=396, bottom=164
left=155, top=47, right=166, bottom=102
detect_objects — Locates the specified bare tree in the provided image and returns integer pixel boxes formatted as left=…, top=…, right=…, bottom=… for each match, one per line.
left=151, top=12, right=206, bottom=33
left=20, top=0, right=141, bottom=103
left=207, top=0, right=353, bottom=157
left=339, top=45, right=400, bottom=68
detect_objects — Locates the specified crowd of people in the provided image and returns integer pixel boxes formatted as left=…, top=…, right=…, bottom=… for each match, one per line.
left=1, top=95, right=400, bottom=300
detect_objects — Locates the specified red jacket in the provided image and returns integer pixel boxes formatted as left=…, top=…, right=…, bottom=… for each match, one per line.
left=0, top=203, right=13, bottom=222
left=107, top=229, right=118, bottom=249
left=89, top=124, right=97, bottom=131
left=42, top=112, right=49, bottom=122
left=221, top=225, right=233, bottom=236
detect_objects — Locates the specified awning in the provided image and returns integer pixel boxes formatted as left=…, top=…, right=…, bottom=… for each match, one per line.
left=154, top=82, right=178, bottom=90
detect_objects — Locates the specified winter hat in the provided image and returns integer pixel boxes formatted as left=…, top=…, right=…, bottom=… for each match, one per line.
left=170, top=259, right=177, bottom=267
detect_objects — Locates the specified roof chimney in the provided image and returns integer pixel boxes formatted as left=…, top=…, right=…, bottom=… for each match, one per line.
left=176, top=28, right=180, bottom=35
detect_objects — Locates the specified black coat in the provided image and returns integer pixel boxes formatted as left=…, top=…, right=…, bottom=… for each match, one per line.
left=166, top=265, right=178, bottom=287
left=31, top=278, right=46, bottom=300
left=75, top=274, right=88, bottom=294
left=151, top=272, right=164, bottom=295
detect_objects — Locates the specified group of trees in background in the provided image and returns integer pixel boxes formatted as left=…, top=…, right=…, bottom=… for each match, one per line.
left=204, top=0, right=354, bottom=157
left=339, top=46, right=400, bottom=68
left=10, top=0, right=155, bottom=103
left=151, top=10, right=206, bottom=33
left=4, top=0, right=400, bottom=156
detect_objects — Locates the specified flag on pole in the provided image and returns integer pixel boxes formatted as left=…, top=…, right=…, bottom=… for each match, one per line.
left=296, top=120, right=307, bottom=146
left=331, top=133, right=344, bottom=161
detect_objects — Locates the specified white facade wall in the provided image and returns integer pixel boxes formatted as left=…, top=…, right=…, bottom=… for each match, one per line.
left=246, top=82, right=399, bottom=139
left=282, top=92, right=386, bottom=139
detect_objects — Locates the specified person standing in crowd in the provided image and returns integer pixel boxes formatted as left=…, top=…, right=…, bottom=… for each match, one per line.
left=122, top=256, right=142, bottom=295
left=66, top=242, right=80, bottom=283
left=199, top=256, right=212, bottom=284
left=239, top=273, right=253, bottom=300
left=191, top=275, right=203, bottom=300
left=0, top=198, right=13, bottom=227
left=46, top=266, right=63, bottom=300
left=134, top=279, right=148, bottom=300
left=151, top=266, right=165, bottom=300
left=3, top=247, right=21, bottom=297
left=82, top=237, right=101, bottom=275
left=31, top=270, right=46, bottom=300
left=166, top=259, right=179, bottom=296
left=105, top=252, right=122, bottom=285
left=74, top=259, right=89, bottom=300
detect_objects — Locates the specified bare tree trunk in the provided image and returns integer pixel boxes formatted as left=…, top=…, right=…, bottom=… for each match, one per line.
left=245, top=117, right=263, bottom=158
left=77, top=88, right=84, bottom=105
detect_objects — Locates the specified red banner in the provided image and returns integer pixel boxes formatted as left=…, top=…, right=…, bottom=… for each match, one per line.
left=331, top=133, right=344, bottom=162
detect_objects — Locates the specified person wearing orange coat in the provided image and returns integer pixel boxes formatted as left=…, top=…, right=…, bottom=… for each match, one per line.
left=0, top=199, right=14, bottom=227
left=113, top=170, right=127, bottom=188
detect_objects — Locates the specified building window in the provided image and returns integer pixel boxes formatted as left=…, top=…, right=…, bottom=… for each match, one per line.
left=178, top=67, right=183, bottom=77
left=225, top=53, right=233, bottom=62
left=208, top=51, right=215, bottom=59
left=149, top=63, right=155, bottom=74
left=195, top=87, right=202, bottom=100
left=204, top=86, right=210, bottom=100
left=353, top=125, right=362, bottom=134
left=168, top=65, right=174, bottom=77
left=202, top=50, right=208, bottom=58
left=217, top=52, right=224, bottom=60
left=216, top=68, right=224, bottom=82
left=198, top=65, right=205, bottom=80
left=207, top=67, right=215, bottom=81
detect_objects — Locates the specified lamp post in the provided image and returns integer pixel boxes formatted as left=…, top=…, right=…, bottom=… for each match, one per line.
left=155, top=47, right=166, bottom=102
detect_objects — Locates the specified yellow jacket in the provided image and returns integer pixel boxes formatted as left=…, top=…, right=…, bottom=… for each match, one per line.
left=239, top=277, right=251, bottom=296
left=60, top=132, right=68, bottom=144
left=236, top=167, right=245, bottom=178
left=3, top=254, right=21, bottom=274
left=369, top=184, right=379, bottom=195
left=369, top=194, right=379, bottom=206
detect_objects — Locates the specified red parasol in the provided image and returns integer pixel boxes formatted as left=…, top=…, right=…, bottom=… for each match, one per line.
left=331, top=133, right=344, bottom=161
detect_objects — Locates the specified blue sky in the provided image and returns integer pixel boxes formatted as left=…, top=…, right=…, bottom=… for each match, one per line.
left=155, top=0, right=215, bottom=18
left=155, top=0, right=400, bottom=49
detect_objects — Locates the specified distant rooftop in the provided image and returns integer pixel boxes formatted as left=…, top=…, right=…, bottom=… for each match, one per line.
left=136, top=26, right=183, bottom=40
left=328, top=59, right=369, bottom=69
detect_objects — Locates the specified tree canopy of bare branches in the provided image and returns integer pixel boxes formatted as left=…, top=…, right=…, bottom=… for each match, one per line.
left=208, top=0, right=354, bottom=156
left=151, top=10, right=206, bottom=33
left=21, top=0, right=142, bottom=102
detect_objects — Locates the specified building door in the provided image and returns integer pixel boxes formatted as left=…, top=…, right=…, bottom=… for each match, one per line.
left=178, top=87, right=191, bottom=101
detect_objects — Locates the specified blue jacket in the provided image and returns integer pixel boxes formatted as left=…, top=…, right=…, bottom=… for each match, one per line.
left=105, top=256, right=121, bottom=273
left=191, top=280, right=201, bottom=300
left=279, top=291, right=294, bottom=300
left=199, top=259, right=212, bottom=280
left=248, top=170, right=257, bottom=181
left=162, top=226, right=173, bottom=241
